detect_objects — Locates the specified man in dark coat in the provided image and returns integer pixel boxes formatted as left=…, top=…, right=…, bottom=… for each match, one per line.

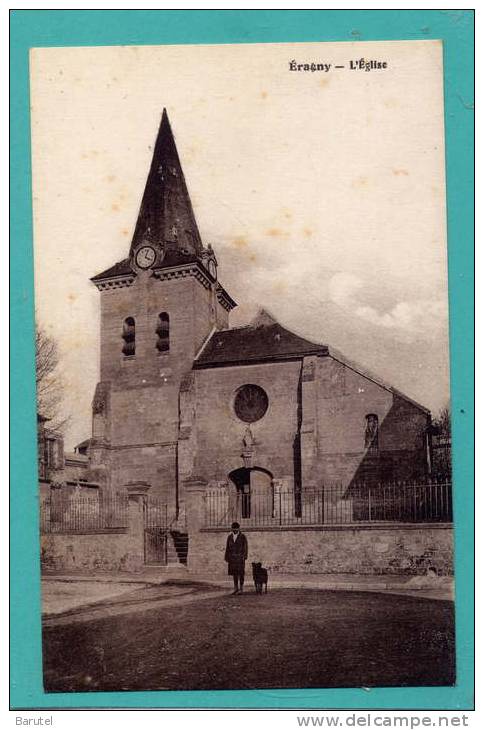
left=224, top=521, right=248, bottom=594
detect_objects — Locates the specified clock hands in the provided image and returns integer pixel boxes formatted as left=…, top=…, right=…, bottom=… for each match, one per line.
left=136, top=246, right=156, bottom=268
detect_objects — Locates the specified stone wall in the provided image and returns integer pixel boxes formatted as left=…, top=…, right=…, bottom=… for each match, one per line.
left=187, top=524, right=454, bottom=577
left=40, top=530, right=144, bottom=573
left=314, top=358, right=429, bottom=485
left=40, top=492, right=146, bottom=573
left=184, top=479, right=453, bottom=577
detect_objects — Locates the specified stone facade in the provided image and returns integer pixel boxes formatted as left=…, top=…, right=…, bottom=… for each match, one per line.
left=88, top=292, right=431, bottom=511
left=89, top=272, right=230, bottom=504
left=190, top=354, right=430, bottom=497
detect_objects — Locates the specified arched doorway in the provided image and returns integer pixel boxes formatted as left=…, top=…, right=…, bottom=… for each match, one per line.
left=228, top=467, right=273, bottom=522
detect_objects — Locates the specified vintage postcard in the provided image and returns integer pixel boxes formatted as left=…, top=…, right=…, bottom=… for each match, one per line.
left=29, top=38, right=456, bottom=696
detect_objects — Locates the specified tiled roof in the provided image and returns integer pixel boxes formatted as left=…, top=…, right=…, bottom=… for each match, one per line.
left=65, top=452, right=89, bottom=463
left=91, top=258, right=133, bottom=281
left=74, top=438, right=92, bottom=451
left=91, top=251, right=200, bottom=282
left=194, top=310, right=328, bottom=367
left=194, top=311, right=429, bottom=412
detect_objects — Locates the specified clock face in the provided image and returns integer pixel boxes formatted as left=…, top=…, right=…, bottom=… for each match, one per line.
left=208, top=259, right=217, bottom=278
left=234, top=384, right=269, bottom=423
left=136, top=246, right=156, bottom=269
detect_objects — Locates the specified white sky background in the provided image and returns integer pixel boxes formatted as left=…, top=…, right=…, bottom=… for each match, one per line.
left=30, top=40, right=449, bottom=450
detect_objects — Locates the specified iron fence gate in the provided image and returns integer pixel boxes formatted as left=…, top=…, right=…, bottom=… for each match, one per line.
left=143, top=498, right=169, bottom=565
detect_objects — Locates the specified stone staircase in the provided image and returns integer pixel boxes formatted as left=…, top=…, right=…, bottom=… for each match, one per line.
left=166, top=530, right=189, bottom=569
left=145, top=531, right=188, bottom=570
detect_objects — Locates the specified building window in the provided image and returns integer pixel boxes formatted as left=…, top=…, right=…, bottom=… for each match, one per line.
left=43, top=435, right=63, bottom=472
left=234, top=384, right=269, bottom=423
left=122, top=317, right=136, bottom=357
left=156, top=312, right=170, bottom=352
left=365, top=413, right=379, bottom=454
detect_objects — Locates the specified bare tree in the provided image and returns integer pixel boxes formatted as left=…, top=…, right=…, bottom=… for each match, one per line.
left=36, top=326, right=69, bottom=433
left=431, top=402, right=451, bottom=478
left=435, top=403, right=451, bottom=439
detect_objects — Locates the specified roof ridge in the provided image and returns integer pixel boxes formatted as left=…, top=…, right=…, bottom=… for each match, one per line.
left=216, top=314, right=327, bottom=347
left=214, top=323, right=254, bottom=334
left=195, top=316, right=328, bottom=367
left=328, top=346, right=429, bottom=413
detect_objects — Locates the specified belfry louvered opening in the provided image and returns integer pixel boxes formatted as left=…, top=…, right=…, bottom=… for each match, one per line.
left=156, top=312, right=170, bottom=352
left=122, top=317, right=136, bottom=357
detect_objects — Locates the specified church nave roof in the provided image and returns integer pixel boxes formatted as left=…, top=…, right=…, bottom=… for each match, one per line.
left=194, top=309, right=329, bottom=368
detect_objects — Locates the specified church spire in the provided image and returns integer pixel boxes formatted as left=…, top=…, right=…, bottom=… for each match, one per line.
left=129, top=109, right=203, bottom=258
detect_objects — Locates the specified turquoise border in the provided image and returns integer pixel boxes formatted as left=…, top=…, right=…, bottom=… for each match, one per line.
left=10, top=10, right=474, bottom=710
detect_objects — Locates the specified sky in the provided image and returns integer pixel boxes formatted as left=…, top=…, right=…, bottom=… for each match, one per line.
left=30, top=40, right=450, bottom=450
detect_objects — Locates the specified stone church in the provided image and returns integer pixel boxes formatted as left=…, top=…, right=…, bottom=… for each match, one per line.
left=86, top=109, right=431, bottom=525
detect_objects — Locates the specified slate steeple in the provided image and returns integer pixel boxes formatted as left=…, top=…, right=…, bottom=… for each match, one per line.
left=129, top=109, right=203, bottom=258
left=92, top=108, right=235, bottom=315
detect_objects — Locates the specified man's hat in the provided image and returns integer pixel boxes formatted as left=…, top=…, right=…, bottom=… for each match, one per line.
left=231, top=522, right=240, bottom=529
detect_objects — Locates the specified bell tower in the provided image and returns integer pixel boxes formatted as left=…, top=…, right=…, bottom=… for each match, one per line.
left=88, top=109, right=236, bottom=502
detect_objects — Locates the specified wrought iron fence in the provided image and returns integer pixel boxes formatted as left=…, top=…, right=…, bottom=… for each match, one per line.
left=144, top=498, right=169, bottom=529
left=203, top=479, right=452, bottom=528
left=143, top=497, right=187, bottom=531
left=40, top=493, right=129, bottom=533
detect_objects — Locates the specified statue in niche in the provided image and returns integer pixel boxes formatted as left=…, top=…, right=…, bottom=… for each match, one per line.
left=242, top=426, right=256, bottom=450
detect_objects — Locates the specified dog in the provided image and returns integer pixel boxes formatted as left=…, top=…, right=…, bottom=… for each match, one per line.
left=252, top=562, right=269, bottom=594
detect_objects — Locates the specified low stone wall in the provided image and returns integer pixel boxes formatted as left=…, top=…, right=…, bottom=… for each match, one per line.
left=188, top=524, right=454, bottom=576
left=40, top=529, right=145, bottom=573
left=40, top=491, right=147, bottom=573
left=40, top=480, right=454, bottom=578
